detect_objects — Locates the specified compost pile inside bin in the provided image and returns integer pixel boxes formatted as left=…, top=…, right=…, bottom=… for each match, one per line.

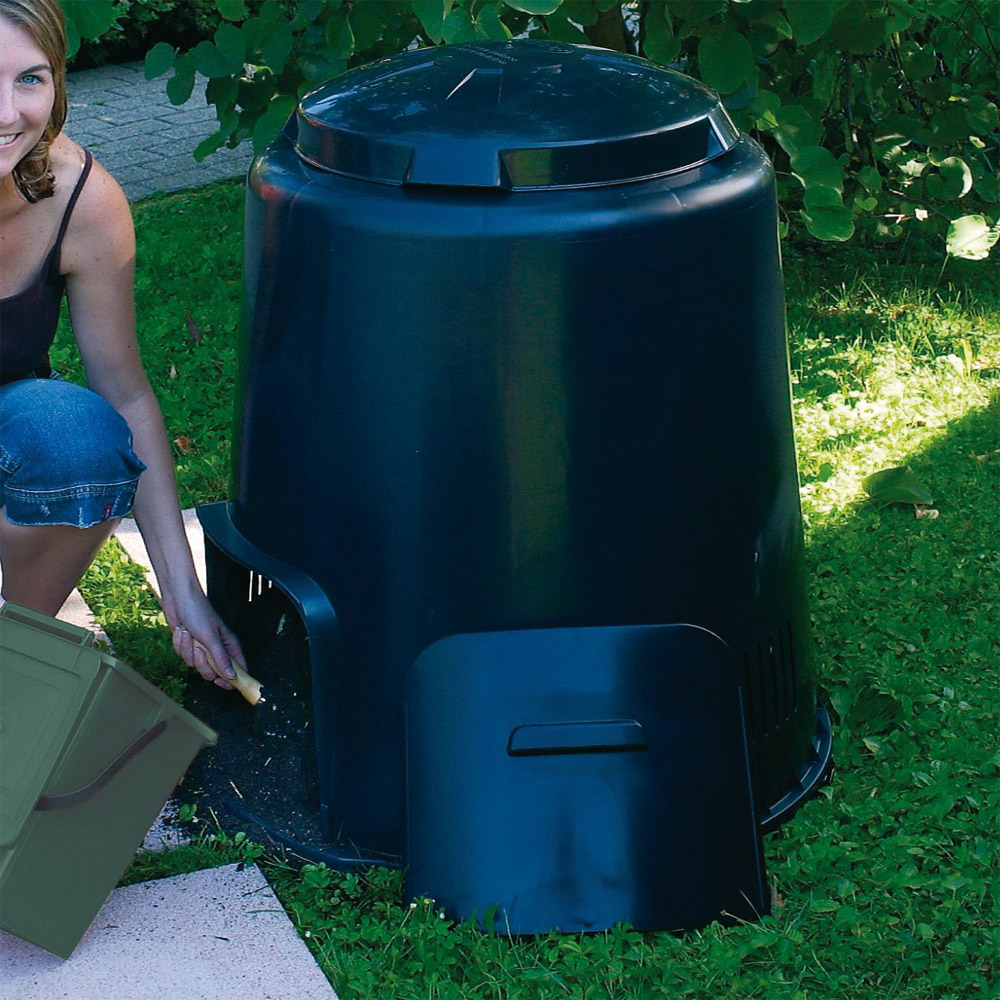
left=174, top=603, right=331, bottom=857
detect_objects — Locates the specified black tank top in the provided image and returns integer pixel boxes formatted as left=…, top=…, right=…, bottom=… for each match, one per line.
left=0, top=149, right=94, bottom=385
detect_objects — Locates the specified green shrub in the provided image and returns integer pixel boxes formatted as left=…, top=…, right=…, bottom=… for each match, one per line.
left=60, top=1, right=998, bottom=260
left=66, top=0, right=217, bottom=70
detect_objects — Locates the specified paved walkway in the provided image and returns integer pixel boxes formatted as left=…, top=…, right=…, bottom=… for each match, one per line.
left=0, top=66, right=339, bottom=999
left=64, top=61, right=254, bottom=201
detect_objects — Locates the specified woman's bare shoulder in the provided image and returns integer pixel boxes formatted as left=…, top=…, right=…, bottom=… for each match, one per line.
left=53, top=134, right=134, bottom=273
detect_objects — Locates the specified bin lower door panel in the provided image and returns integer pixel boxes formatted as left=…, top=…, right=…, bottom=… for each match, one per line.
left=404, top=623, right=768, bottom=934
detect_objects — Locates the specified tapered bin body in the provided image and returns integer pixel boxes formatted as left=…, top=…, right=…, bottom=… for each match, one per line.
left=199, top=40, right=831, bottom=867
left=0, top=604, right=216, bottom=958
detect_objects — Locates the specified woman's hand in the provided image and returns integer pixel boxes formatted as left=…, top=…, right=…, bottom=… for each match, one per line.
left=161, top=583, right=246, bottom=690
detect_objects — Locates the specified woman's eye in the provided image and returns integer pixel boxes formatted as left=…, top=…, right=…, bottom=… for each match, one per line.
left=19, top=74, right=43, bottom=85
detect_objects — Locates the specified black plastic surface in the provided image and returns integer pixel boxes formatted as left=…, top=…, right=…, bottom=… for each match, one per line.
left=202, top=41, right=828, bottom=862
left=404, top=624, right=768, bottom=933
left=296, top=40, right=739, bottom=188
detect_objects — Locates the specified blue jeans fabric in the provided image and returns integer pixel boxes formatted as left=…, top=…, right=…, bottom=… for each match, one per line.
left=0, top=376, right=146, bottom=528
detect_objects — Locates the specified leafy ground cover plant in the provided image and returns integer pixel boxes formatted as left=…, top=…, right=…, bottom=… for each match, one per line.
left=60, top=181, right=998, bottom=999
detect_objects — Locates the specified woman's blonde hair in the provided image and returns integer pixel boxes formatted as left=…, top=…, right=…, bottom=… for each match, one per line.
left=1, top=0, right=68, bottom=202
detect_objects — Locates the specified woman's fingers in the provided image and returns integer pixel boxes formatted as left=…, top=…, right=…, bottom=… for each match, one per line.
left=173, top=625, right=231, bottom=686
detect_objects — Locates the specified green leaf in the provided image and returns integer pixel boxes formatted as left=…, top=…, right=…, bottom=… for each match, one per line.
left=542, top=7, right=591, bottom=44
left=758, top=11, right=792, bottom=40
left=293, top=0, right=326, bottom=27
left=791, top=146, right=843, bottom=191
left=829, top=685, right=852, bottom=722
left=749, top=88, right=780, bottom=125
left=325, top=12, right=356, bottom=58
left=801, top=202, right=855, bottom=241
left=946, top=215, right=999, bottom=261
left=862, top=466, right=934, bottom=505
left=826, top=1, right=889, bottom=54
left=350, top=0, right=386, bottom=51
left=783, top=0, right=839, bottom=46
left=810, top=52, right=839, bottom=106
left=698, top=29, right=755, bottom=95
left=850, top=686, right=904, bottom=734
left=858, top=165, right=882, bottom=194
left=476, top=5, right=512, bottom=41
left=560, top=0, right=599, bottom=26
left=193, top=40, right=242, bottom=78
left=412, top=0, right=452, bottom=44
left=964, top=95, right=999, bottom=136
left=206, top=74, right=240, bottom=111
left=166, top=54, right=197, bottom=106
left=803, top=185, right=843, bottom=209
left=773, top=104, right=823, bottom=155
left=926, top=157, right=973, bottom=201
left=214, top=22, right=246, bottom=68
left=749, top=12, right=793, bottom=57
left=193, top=130, right=225, bottom=163
left=216, top=0, right=248, bottom=20
left=64, top=17, right=81, bottom=60
left=62, top=0, right=117, bottom=40
left=642, top=4, right=678, bottom=65
left=442, top=7, right=479, bottom=43
left=670, top=0, right=726, bottom=19
left=503, top=0, right=561, bottom=13
left=901, top=41, right=936, bottom=79
left=262, top=21, right=295, bottom=73
left=252, top=95, right=299, bottom=154
left=145, top=42, right=176, bottom=81
left=299, top=54, right=348, bottom=86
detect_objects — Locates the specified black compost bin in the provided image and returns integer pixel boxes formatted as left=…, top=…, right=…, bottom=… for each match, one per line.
left=197, top=40, right=832, bottom=876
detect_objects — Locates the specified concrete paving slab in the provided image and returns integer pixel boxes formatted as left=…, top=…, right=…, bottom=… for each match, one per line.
left=140, top=800, right=191, bottom=853
left=114, top=509, right=207, bottom=599
left=0, top=864, right=339, bottom=1000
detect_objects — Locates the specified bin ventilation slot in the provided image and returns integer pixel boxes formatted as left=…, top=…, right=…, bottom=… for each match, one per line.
left=743, top=622, right=797, bottom=742
left=246, top=571, right=274, bottom=604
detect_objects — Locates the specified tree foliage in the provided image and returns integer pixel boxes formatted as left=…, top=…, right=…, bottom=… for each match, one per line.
left=61, top=0, right=998, bottom=258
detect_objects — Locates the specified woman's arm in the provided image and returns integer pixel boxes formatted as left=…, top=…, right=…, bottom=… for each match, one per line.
left=60, top=149, right=244, bottom=687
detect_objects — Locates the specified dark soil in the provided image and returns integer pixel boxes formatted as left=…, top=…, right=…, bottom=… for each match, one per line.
left=174, top=589, right=387, bottom=869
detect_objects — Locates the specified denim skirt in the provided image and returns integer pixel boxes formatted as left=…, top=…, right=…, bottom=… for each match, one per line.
left=0, top=375, right=147, bottom=528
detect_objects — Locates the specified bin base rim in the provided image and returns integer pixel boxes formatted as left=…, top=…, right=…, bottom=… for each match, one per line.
left=759, top=705, right=833, bottom=834
left=215, top=793, right=402, bottom=871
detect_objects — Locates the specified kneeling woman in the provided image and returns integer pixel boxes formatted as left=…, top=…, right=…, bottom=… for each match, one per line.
left=0, top=0, right=243, bottom=690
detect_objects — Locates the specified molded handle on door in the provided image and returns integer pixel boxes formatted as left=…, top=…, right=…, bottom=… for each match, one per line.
left=507, top=719, right=647, bottom=756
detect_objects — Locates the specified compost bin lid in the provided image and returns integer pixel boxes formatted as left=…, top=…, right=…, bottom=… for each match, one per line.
left=294, top=40, right=740, bottom=190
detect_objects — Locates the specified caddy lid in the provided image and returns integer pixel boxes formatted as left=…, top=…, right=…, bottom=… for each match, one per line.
left=295, top=40, right=739, bottom=190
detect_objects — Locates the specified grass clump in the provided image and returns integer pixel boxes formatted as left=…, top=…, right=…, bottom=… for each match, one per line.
left=70, top=185, right=997, bottom=999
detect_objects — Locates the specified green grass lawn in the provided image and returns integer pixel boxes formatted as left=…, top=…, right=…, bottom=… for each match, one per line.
left=55, top=181, right=999, bottom=1000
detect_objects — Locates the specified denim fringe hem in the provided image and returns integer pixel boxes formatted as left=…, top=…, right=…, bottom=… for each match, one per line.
left=2, top=481, right=140, bottom=529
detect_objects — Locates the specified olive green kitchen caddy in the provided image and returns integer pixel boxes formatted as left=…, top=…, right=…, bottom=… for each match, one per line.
left=0, top=603, right=217, bottom=958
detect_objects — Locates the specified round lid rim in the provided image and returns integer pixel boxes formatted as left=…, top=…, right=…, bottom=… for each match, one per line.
left=293, top=41, right=739, bottom=189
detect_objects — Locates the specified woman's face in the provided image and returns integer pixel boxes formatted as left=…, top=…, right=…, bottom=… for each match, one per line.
left=0, top=15, right=56, bottom=182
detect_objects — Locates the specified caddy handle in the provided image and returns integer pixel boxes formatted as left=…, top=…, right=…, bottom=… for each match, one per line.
left=35, top=720, right=168, bottom=811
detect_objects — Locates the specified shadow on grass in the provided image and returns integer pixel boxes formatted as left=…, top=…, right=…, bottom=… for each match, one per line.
left=805, top=385, right=998, bottom=706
